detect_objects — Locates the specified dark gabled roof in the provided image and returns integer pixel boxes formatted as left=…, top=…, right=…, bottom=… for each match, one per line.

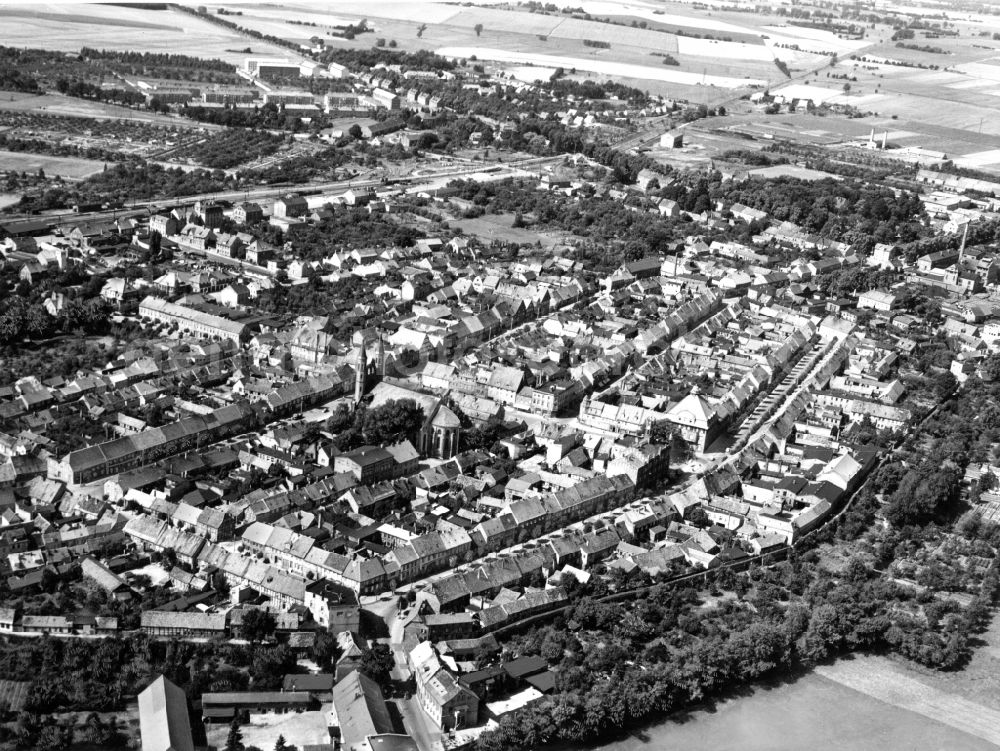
left=503, top=656, right=548, bottom=679
left=525, top=670, right=557, bottom=693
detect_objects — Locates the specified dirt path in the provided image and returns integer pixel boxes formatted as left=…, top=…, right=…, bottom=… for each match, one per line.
left=815, top=656, right=1000, bottom=748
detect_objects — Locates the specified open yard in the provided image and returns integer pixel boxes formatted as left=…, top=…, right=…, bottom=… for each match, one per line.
left=0, top=149, right=106, bottom=179
left=205, top=711, right=330, bottom=750
left=451, top=212, right=565, bottom=248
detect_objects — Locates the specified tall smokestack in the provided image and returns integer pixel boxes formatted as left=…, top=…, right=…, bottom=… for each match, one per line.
left=869, top=128, right=875, bottom=144
left=881, top=132, right=887, bottom=150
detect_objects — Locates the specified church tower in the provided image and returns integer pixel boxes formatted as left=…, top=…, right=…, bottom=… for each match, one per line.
left=354, top=340, right=367, bottom=406
left=376, top=331, right=386, bottom=378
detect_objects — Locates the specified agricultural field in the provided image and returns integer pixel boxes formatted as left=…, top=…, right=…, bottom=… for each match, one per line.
left=598, top=668, right=1000, bottom=751
left=814, top=656, right=1000, bottom=748
left=435, top=47, right=770, bottom=89
left=0, top=149, right=107, bottom=180
left=225, top=0, right=833, bottom=100
left=0, top=3, right=291, bottom=64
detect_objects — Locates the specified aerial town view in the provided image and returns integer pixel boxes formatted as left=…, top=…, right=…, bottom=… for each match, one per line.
left=1, top=0, right=1000, bottom=750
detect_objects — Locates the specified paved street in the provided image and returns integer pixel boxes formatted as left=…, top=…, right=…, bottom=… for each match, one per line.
left=395, top=696, right=443, bottom=751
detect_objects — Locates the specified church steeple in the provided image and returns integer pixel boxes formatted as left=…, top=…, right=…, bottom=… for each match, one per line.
left=376, top=331, right=386, bottom=377
left=354, top=340, right=368, bottom=406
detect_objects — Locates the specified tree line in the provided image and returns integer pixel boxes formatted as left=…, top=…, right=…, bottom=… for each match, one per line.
left=478, top=538, right=996, bottom=751
left=54, top=78, right=145, bottom=107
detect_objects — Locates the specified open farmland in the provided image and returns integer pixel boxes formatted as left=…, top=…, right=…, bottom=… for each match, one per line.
left=595, top=670, right=1000, bottom=751
left=580, top=2, right=771, bottom=36
left=229, top=0, right=820, bottom=100
left=448, top=8, right=683, bottom=51
left=436, top=47, right=769, bottom=89
left=0, top=3, right=291, bottom=64
left=0, top=149, right=107, bottom=180
left=602, top=16, right=764, bottom=45
left=815, top=657, right=1000, bottom=748
left=831, top=54, right=1000, bottom=142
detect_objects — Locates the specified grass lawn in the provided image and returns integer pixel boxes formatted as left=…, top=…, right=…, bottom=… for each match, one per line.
left=451, top=212, right=564, bottom=248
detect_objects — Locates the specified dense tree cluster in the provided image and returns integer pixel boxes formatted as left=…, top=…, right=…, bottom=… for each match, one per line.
left=326, top=399, right=426, bottom=450
left=0, top=48, right=41, bottom=92
left=545, top=78, right=647, bottom=103
left=0, top=292, right=110, bottom=344
left=54, top=78, right=145, bottom=107
left=812, top=266, right=898, bottom=298
left=79, top=47, right=238, bottom=82
left=0, top=132, right=124, bottom=164
left=358, top=643, right=395, bottom=690
left=715, top=176, right=926, bottom=243
left=181, top=103, right=309, bottom=131
left=19, top=161, right=234, bottom=211
left=447, top=178, right=685, bottom=267
left=175, top=129, right=285, bottom=169
left=8, top=711, right=127, bottom=750
left=477, top=542, right=994, bottom=751
left=260, top=210, right=422, bottom=267
left=243, top=146, right=354, bottom=184
left=239, top=609, right=277, bottom=643
left=319, top=47, right=457, bottom=74
left=0, top=628, right=333, bottom=718
left=871, top=376, right=1000, bottom=528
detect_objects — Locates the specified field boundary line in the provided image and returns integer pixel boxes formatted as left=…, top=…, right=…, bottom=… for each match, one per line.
left=815, top=659, right=1000, bottom=747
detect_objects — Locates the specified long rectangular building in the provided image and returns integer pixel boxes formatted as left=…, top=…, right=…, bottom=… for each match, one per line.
left=139, top=296, right=249, bottom=344
left=49, top=402, right=255, bottom=484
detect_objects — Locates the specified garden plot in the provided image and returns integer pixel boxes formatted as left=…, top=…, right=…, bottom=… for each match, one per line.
left=0, top=92, right=214, bottom=128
